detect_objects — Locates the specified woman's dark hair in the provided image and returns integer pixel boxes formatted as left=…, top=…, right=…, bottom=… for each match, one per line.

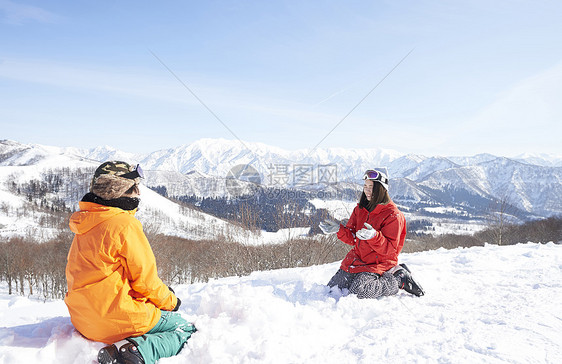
left=359, top=181, right=390, bottom=212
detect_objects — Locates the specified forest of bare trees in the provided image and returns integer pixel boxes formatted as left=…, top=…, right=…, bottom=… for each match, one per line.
left=0, top=232, right=73, bottom=299
left=1, top=216, right=560, bottom=299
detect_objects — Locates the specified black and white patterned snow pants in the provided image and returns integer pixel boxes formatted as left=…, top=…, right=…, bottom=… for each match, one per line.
left=327, top=269, right=399, bottom=299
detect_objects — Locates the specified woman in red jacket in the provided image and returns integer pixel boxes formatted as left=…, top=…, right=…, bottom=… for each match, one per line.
left=322, top=169, right=424, bottom=298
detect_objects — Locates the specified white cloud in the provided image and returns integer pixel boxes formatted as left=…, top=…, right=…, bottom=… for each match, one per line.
left=0, top=57, right=345, bottom=150
left=0, top=0, right=60, bottom=24
left=472, top=62, right=562, bottom=129
left=435, top=62, right=562, bottom=156
left=320, top=61, right=562, bottom=157
left=0, top=57, right=341, bottom=122
left=0, top=58, right=195, bottom=103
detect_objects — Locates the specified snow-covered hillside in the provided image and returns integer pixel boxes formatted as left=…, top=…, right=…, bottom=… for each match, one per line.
left=0, top=140, right=302, bottom=244
left=2, top=138, right=562, bottom=241
left=0, top=243, right=560, bottom=363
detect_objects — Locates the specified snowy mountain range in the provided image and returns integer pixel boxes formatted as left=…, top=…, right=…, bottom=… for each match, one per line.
left=1, top=138, right=561, bottom=241
left=57, top=138, right=562, bottom=218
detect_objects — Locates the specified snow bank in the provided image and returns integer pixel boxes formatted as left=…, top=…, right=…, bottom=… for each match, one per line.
left=1, top=242, right=561, bottom=363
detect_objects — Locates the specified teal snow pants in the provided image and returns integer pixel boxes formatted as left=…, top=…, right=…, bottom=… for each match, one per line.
left=129, top=311, right=197, bottom=364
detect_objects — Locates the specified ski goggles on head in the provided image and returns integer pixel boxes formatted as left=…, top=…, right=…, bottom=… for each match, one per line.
left=121, top=164, right=145, bottom=180
left=363, top=169, right=388, bottom=185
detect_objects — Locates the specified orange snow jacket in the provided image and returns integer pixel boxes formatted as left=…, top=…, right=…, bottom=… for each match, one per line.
left=337, top=200, right=406, bottom=275
left=65, top=201, right=177, bottom=344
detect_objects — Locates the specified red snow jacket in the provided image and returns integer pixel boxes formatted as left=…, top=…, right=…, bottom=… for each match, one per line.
left=337, top=200, right=406, bottom=275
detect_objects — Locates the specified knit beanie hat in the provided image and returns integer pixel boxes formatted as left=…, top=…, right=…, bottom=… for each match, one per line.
left=90, top=161, right=141, bottom=200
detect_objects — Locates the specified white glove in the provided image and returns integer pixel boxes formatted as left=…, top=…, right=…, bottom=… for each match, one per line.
left=356, top=223, right=376, bottom=240
left=319, top=219, right=340, bottom=234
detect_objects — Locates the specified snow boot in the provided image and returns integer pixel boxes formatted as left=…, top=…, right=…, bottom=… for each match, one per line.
left=98, top=344, right=119, bottom=364
left=98, top=340, right=144, bottom=364
left=118, top=342, right=144, bottom=364
left=394, top=263, right=425, bottom=297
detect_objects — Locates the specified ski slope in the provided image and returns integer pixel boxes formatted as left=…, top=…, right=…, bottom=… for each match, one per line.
left=0, top=242, right=561, bottom=363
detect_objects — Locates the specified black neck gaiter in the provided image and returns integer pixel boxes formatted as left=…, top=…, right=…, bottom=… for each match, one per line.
left=81, top=192, right=140, bottom=211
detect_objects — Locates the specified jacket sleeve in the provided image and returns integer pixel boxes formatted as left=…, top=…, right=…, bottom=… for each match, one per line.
left=337, top=207, right=357, bottom=246
left=119, top=218, right=177, bottom=311
left=364, top=213, right=404, bottom=256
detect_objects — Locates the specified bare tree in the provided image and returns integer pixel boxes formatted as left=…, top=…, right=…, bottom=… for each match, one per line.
left=485, top=193, right=518, bottom=245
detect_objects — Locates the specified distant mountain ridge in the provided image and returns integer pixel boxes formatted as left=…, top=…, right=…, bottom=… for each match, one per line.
left=1, top=139, right=561, bottom=219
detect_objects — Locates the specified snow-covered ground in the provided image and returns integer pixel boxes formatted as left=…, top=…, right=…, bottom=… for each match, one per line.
left=428, top=219, right=488, bottom=236
left=308, top=198, right=357, bottom=221
left=0, top=242, right=561, bottom=363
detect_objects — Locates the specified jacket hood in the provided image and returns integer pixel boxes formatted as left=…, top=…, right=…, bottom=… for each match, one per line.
left=69, top=201, right=136, bottom=235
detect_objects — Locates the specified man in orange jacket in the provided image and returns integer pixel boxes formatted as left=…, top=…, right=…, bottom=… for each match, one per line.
left=65, top=161, right=196, bottom=364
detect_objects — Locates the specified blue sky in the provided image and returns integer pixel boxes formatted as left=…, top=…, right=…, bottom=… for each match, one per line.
left=1, top=0, right=561, bottom=157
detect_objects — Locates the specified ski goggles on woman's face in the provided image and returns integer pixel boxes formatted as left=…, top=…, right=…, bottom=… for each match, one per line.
left=121, top=164, right=145, bottom=180
left=363, top=169, right=388, bottom=184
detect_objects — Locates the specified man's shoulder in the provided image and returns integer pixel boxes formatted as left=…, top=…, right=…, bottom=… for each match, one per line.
left=106, top=209, right=141, bottom=228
